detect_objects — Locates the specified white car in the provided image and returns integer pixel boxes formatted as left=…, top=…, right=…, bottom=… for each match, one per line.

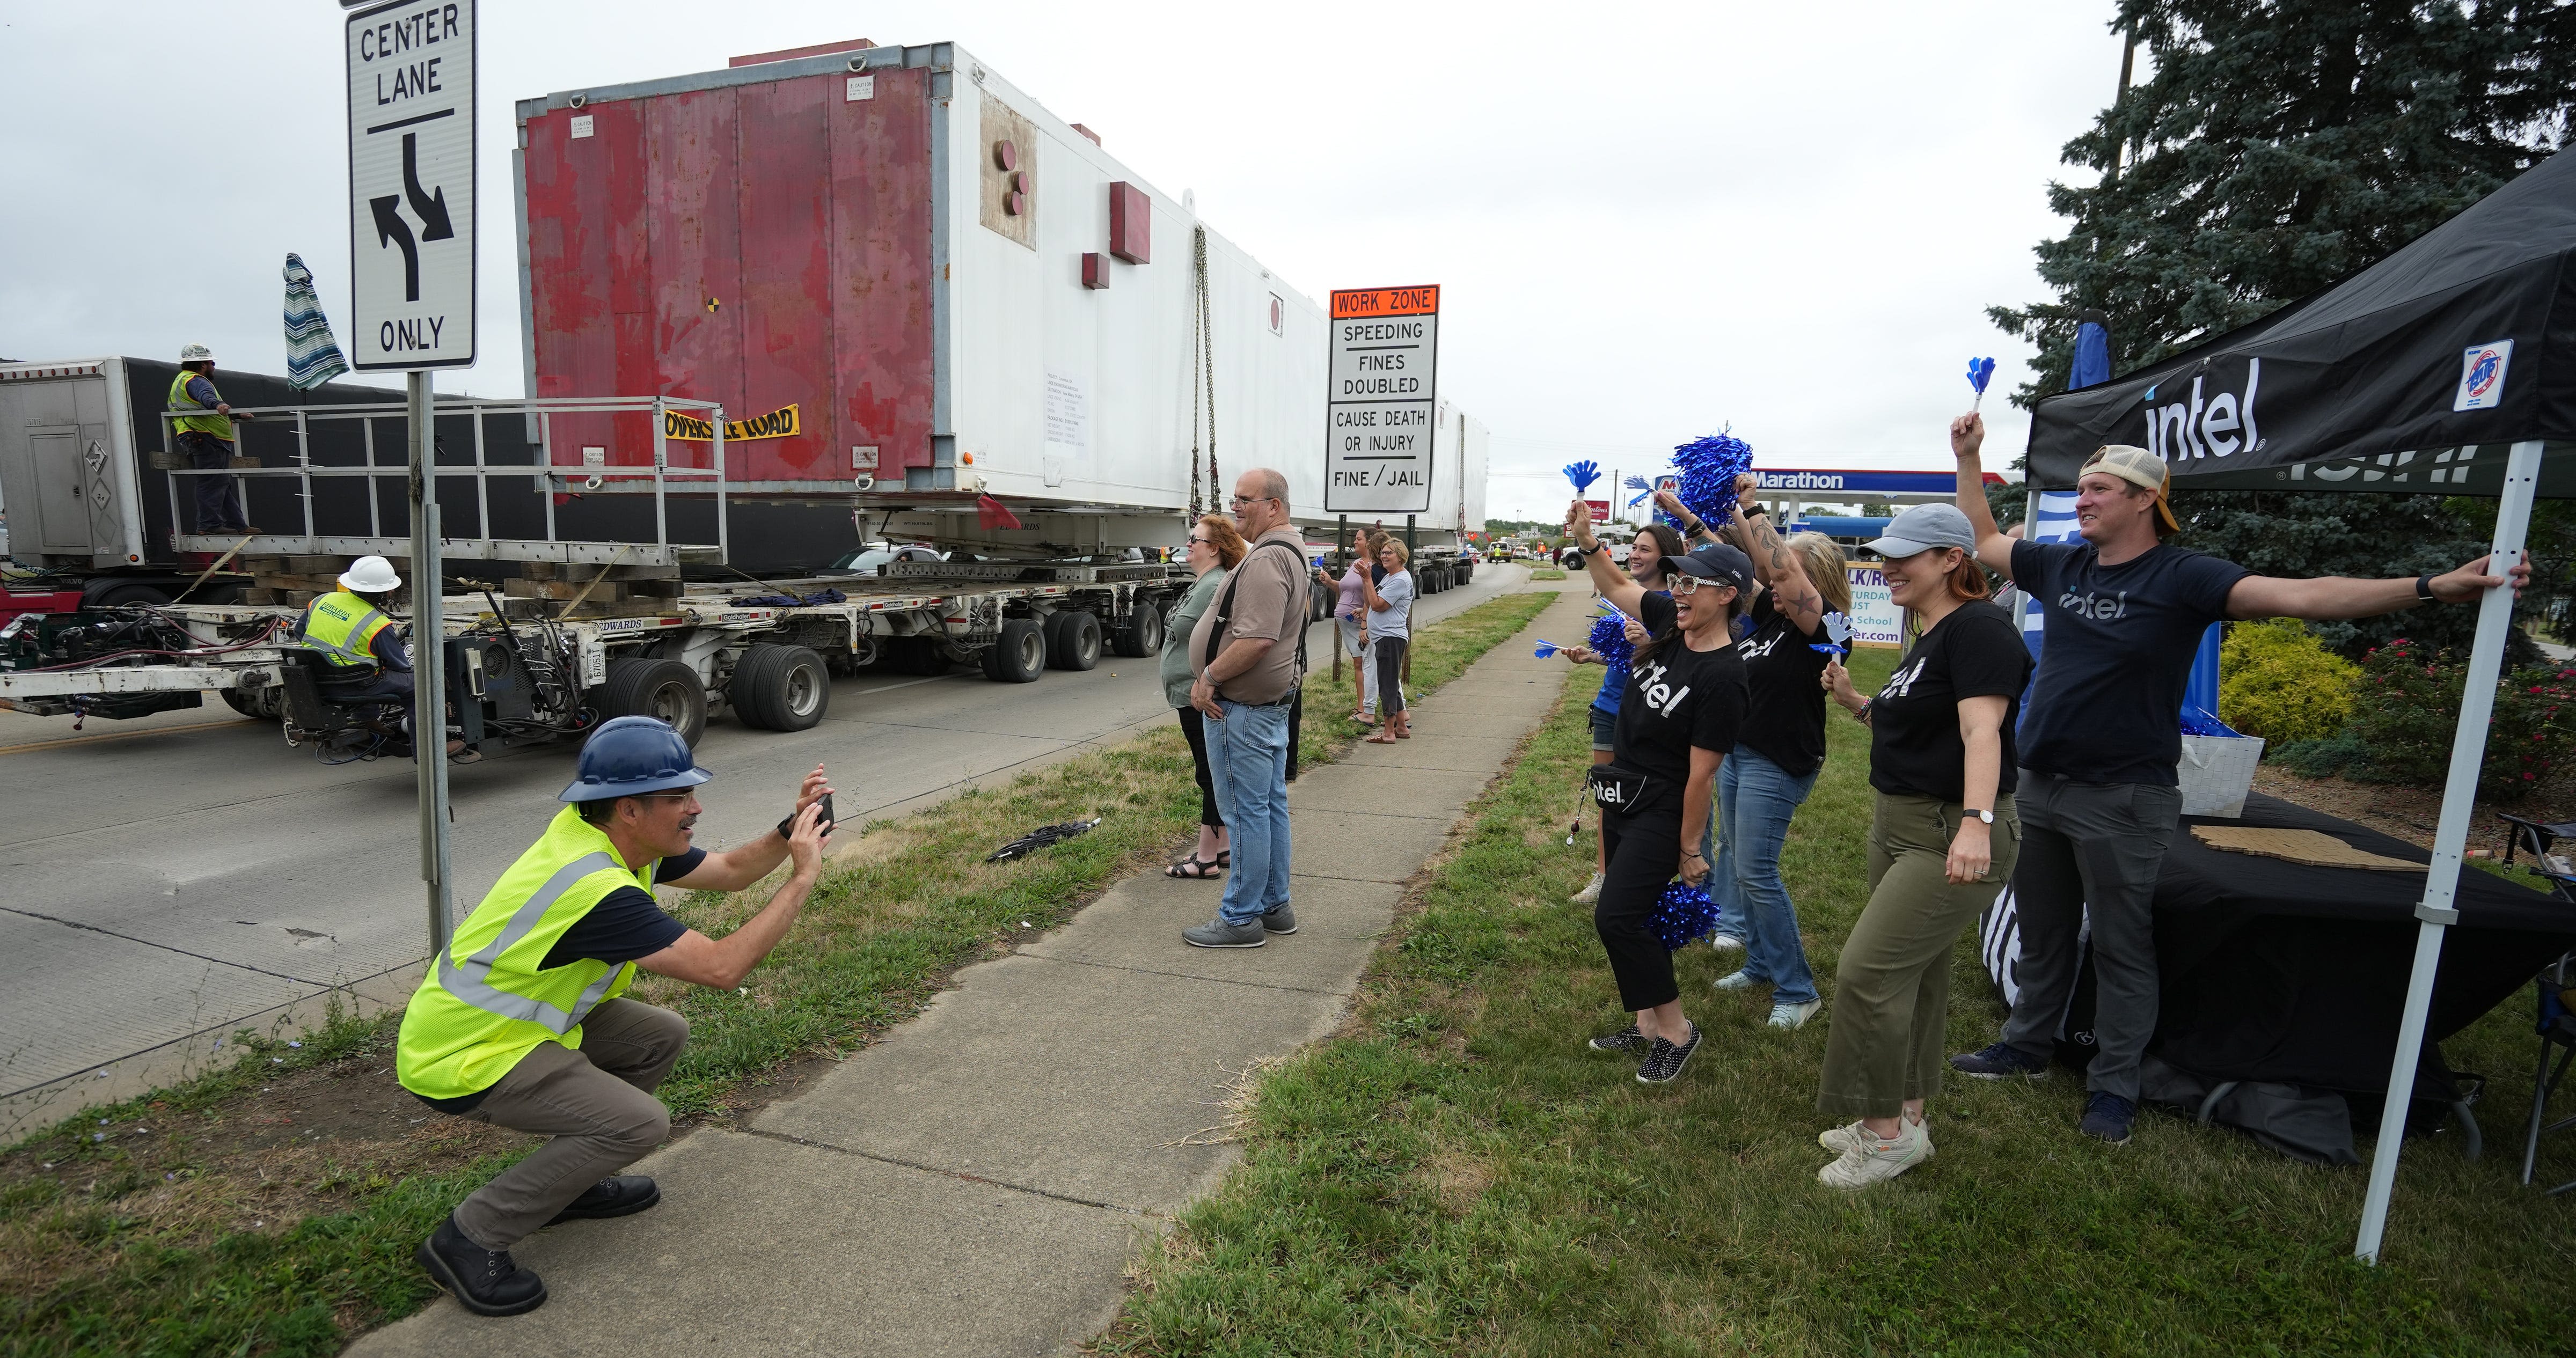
left=827, top=542, right=944, bottom=575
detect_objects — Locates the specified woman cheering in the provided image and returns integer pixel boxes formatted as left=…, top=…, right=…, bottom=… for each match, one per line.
left=1564, top=499, right=1751, bottom=1084
left=1563, top=523, right=1685, bottom=904
left=1358, top=538, right=1418, bottom=743
left=1812, top=503, right=2030, bottom=1188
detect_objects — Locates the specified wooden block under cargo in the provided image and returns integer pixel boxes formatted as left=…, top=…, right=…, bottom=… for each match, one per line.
left=286, top=555, right=346, bottom=573
left=504, top=578, right=630, bottom=601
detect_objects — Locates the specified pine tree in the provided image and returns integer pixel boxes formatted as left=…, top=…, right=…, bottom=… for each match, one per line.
left=1990, top=1, right=2576, bottom=659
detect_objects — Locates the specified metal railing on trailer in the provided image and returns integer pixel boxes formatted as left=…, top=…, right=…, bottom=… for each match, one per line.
left=156, top=394, right=730, bottom=566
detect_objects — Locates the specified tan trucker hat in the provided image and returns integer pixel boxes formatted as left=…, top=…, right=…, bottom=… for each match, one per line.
left=2080, top=444, right=2181, bottom=532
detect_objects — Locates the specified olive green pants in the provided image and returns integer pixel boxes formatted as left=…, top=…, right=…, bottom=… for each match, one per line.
left=1816, top=791, right=2019, bottom=1119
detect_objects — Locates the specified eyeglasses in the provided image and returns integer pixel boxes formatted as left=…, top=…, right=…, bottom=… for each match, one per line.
left=1187, top=535, right=1213, bottom=547
left=1668, top=574, right=1733, bottom=596
left=1230, top=493, right=1279, bottom=506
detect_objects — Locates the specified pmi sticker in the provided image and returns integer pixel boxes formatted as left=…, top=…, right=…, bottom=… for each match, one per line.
left=2456, top=339, right=2513, bottom=412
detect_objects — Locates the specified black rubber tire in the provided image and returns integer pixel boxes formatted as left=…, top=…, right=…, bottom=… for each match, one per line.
left=222, top=686, right=284, bottom=721
left=597, top=657, right=708, bottom=746
left=729, top=644, right=829, bottom=732
left=1311, top=578, right=1336, bottom=621
left=87, top=582, right=172, bottom=607
left=984, top=618, right=1046, bottom=683
left=1111, top=599, right=1164, bottom=658
left=1045, top=611, right=1102, bottom=671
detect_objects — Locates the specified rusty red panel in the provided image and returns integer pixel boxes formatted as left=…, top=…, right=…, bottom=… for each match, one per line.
left=645, top=87, right=743, bottom=473
left=829, top=64, right=936, bottom=481
left=525, top=101, right=653, bottom=469
left=734, top=76, right=834, bottom=481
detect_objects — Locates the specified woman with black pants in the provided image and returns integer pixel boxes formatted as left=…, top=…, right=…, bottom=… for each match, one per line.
left=1564, top=499, right=1752, bottom=1084
left=1163, top=515, right=1247, bottom=878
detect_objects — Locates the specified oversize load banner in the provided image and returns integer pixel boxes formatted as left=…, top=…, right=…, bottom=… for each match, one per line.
left=663, top=403, right=800, bottom=443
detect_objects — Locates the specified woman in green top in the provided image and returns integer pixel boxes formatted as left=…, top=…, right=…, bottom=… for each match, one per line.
left=1164, top=513, right=1247, bottom=878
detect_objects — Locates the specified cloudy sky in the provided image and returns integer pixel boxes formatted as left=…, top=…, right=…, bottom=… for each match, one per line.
left=2, top=1, right=2128, bottom=523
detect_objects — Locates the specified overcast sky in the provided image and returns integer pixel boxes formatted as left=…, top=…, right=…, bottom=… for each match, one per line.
left=1, top=1, right=2128, bottom=523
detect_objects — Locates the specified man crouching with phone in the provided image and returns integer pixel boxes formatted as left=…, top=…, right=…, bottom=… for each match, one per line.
left=397, top=716, right=834, bottom=1315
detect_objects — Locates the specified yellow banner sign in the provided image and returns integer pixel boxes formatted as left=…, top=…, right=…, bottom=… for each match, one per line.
left=662, top=403, right=800, bottom=443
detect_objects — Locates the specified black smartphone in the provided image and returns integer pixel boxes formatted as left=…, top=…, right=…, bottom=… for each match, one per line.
left=815, top=792, right=835, bottom=837
left=779, top=793, right=836, bottom=840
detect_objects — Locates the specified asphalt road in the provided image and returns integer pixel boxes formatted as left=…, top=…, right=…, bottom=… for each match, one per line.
left=0, top=564, right=1529, bottom=1122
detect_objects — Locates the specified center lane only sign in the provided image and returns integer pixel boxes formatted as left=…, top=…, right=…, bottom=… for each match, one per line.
left=1324, top=285, right=1439, bottom=515
left=346, top=0, right=475, bottom=371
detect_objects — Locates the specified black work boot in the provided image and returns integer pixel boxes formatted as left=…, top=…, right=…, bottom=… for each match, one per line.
left=417, top=1214, right=548, bottom=1316
left=545, top=1175, right=662, bottom=1227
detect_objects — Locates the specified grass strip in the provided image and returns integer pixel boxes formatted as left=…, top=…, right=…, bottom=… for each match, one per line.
left=1102, top=650, right=2576, bottom=1356
left=0, top=589, right=1553, bottom=1358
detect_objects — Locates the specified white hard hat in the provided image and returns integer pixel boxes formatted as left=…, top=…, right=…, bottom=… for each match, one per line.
left=339, top=556, right=402, bottom=593
left=179, top=343, right=215, bottom=363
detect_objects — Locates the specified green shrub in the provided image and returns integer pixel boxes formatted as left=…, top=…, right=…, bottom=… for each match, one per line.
left=2344, top=637, right=2576, bottom=800
left=2219, top=619, right=2357, bottom=744
left=2270, top=730, right=2381, bottom=781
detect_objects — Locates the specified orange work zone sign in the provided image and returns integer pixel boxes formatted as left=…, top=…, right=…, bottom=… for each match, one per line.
left=1330, top=286, right=1440, bottom=319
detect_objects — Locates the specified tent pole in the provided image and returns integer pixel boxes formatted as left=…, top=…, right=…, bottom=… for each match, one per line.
left=2353, top=438, right=2542, bottom=1263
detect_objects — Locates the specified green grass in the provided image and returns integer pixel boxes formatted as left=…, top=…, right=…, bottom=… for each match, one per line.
left=1102, top=648, right=2576, bottom=1356
left=0, top=590, right=1557, bottom=1358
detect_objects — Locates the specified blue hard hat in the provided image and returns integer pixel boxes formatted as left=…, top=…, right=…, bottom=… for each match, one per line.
left=558, top=716, right=714, bottom=802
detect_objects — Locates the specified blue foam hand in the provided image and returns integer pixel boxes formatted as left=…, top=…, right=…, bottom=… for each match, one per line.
left=1564, top=460, right=1601, bottom=494
left=1966, top=356, right=1996, bottom=397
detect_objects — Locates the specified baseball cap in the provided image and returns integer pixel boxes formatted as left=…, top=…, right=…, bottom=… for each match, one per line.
left=2080, top=444, right=2182, bottom=532
left=1672, top=542, right=1752, bottom=593
left=1865, top=503, right=1978, bottom=559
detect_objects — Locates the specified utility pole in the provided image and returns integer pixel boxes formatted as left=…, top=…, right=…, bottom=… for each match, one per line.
left=2106, top=23, right=2137, bottom=187
left=410, top=376, right=454, bottom=953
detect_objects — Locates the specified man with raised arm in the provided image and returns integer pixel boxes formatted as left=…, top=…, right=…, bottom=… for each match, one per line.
left=1945, top=412, right=2522, bottom=1144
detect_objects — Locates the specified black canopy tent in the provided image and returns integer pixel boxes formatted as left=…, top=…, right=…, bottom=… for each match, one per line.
left=2025, top=149, right=2576, bottom=1263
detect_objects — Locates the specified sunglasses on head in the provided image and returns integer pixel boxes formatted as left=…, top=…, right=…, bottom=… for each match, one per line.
left=1188, top=534, right=1213, bottom=546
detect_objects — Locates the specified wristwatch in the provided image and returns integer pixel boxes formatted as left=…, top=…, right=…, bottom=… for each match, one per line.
left=2415, top=572, right=2438, bottom=602
left=1965, top=808, right=1995, bottom=825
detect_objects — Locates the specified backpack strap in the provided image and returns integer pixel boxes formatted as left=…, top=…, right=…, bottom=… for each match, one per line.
left=1200, top=539, right=1309, bottom=697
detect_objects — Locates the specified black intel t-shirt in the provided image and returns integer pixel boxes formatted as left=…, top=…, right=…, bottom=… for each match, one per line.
left=1611, top=591, right=1750, bottom=809
left=1868, top=601, right=2032, bottom=803
left=1733, top=590, right=1830, bottom=777
left=2011, top=539, right=2250, bottom=786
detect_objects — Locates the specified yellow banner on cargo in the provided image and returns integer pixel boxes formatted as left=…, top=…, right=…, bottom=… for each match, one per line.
left=662, top=403, right=800, bottom=443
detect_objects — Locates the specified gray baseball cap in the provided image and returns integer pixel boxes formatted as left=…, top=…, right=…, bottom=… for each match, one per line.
left=1866, top=503, right=1978, bottom=559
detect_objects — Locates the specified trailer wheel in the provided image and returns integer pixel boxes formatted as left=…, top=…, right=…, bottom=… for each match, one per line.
left=86, top=582, right=172, bottom=607
left=1111, top=600, right=1163, bottom=658
left=1044, top=611, right=1102, bottom=671
left=729, top=644, right=830, bottom=732
left=599, top=657, right=708, bottom=746
left=222, top=686, right=284, bottom=721
left=1310, top=578, right=1335, bottom=621
left=983, top=618, right=1046, bottom=683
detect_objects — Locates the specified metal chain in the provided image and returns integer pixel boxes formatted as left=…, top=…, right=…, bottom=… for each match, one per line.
left=1197, top=227, right=1217, bottom=504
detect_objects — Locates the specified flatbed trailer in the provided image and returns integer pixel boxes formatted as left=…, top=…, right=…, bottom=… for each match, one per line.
left=0, top=559, right=1187, bottom=750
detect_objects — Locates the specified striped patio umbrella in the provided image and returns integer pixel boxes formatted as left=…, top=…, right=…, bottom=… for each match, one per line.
left=283, top=253, right=349, bottom=390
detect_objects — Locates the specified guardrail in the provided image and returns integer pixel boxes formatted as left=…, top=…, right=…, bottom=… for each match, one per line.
left=157, top=395, right=730, bottom=566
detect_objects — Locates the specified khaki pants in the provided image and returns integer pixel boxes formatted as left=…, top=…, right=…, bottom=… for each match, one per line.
left=1816, top=792, right=2019, bottom=1119
left=451, top=998, right=689, bottom=1251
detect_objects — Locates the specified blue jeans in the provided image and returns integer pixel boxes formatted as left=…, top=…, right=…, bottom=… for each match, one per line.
left=1205, top=698, right=1292, bottom=923
left=1701, top=748, right=1820, bottom=1005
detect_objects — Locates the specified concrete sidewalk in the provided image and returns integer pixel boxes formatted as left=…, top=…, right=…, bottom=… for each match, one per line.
left=351, top=581, right=1592, bottom=1357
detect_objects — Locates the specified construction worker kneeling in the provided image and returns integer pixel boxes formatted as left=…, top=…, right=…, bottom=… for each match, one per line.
left=397, top=716, right=833, bottom=1316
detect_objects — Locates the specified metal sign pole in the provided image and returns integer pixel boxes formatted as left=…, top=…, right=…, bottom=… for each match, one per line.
left=409, top=370, right=453, bottom=953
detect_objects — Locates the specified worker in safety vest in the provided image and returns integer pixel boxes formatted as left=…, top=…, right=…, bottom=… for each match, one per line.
left=170, top=343, right=255, bottom=535
left=291, top=555, right=445, bottom=750
left=399, top=717, right=832, bottom=1316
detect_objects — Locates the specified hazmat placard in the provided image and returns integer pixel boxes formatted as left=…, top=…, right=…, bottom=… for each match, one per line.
left=661, top=403, right=800, bottom=443
left=345, top=0, right=475, bottom=370
left=1324, top=285, right=1438, bottom=515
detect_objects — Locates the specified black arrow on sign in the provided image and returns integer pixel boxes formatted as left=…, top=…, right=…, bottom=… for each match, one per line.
left=371, top=194, right=421, bottom=302
left=401, top=132, right=455, bottom=241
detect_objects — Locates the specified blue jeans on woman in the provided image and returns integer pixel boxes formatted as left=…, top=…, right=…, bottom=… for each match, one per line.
left=1702, top=747, right=1820, bottom=1006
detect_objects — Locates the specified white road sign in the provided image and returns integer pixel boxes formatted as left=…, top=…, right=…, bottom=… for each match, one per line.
left=1324, top=285, right=1439, bottom=515
left=346, top=0, right=475, bottom=371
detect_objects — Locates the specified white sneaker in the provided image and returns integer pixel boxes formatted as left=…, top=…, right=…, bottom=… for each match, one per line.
left=1709, top=934, right=1746, bottom=955
left=1767, top=999, right=1822, bottom=1030
left=1712, top=970, right=1758, bottom=992
left=1570, top=873, right=1604, bottom=905
left=1818, top=1115, right=1931, bottom=1190
left=1819, top=1114, right=1931, bottom=1158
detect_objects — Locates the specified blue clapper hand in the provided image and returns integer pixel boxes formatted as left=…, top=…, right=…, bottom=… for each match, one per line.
left=1808, top=611, right=1855, bottom=657
left=1564, top=460, right=1601, bottom=495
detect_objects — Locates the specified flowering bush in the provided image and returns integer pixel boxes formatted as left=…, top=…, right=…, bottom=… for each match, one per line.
left=2220, top=620, right=2358, bottom=744
left=2343, top=637, right=2576, bottom=800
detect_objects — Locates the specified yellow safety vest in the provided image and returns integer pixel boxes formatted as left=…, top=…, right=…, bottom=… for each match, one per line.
left=298, top=591, right=394, bottom=671
left=168, top=369, right=233, bottom=441
left=397, top=806, right=664, bottom=1100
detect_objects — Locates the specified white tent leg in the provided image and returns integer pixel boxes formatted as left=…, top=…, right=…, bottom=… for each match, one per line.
left=2354, top=438, right=2542, bottom=1262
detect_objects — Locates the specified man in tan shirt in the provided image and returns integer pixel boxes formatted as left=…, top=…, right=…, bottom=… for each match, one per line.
left=1183, top=467, right=1308, bottom=947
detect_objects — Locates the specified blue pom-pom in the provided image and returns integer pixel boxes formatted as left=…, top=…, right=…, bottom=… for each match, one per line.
left=1667, top=432, right=1755, bottom=527
left=1564, top=460, right=1602, bottom=494
left=1587, top=608, right=1634, bottom=673
left=1650, top=878, right=1721, bottom=950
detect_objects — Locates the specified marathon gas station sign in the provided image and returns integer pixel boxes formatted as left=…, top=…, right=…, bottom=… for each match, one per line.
left=1324, top=285, right=1439, bottom=515
left=1753, top=468, right=2004, bottom=497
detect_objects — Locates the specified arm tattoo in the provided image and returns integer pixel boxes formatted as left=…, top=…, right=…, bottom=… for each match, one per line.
left=1746, top=510, right=1821, bottom=615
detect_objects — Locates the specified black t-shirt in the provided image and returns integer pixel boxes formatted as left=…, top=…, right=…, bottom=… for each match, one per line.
left=1868, top=601, right=2032, bottom=803
left=537, top=846, right=702, bottom=970
left=1733, top=590, right=1830, bottom=777
left=2010, top=539, right=2250, bottom=786
left=1611, top=592, right=1749, bottom=810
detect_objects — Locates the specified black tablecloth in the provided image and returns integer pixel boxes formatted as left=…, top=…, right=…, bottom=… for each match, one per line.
left=2151, top=793, right=2576, bottom=1093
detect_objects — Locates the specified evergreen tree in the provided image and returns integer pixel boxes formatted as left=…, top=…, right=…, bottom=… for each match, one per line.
left=1990, top=0, right=2576, bottom=660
